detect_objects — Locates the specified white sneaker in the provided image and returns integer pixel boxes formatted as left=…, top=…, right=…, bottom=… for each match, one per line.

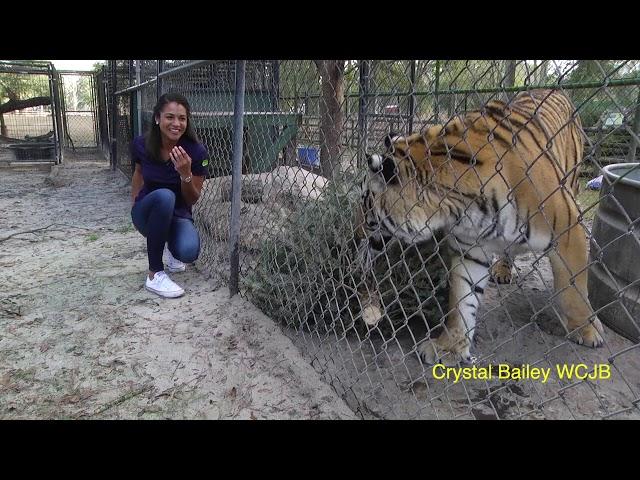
left=164, top=244, right=186, bottom=273
left=145, top=271, right=185, bottom=298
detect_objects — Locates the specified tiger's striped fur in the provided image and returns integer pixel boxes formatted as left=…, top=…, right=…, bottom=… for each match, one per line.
left=358, top=89, right=604, bottom=364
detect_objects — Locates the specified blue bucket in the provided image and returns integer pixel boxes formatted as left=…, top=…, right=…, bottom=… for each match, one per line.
left=297, top=146, right=319, bottom=167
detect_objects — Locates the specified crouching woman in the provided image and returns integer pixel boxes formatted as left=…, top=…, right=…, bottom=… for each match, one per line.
left=130, top=92, right=209, bottom=298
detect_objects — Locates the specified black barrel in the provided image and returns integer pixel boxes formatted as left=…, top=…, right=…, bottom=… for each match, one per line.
left=588, top=162, right=640, bottom=342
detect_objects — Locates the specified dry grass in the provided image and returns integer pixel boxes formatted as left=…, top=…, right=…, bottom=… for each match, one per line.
left=576, top=177, right=602, bottom=222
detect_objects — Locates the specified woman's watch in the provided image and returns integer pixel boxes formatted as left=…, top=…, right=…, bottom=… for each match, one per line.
left=181, top=174, right=193, bottom=183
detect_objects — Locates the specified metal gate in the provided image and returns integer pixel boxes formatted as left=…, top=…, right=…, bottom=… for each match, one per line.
left=58, top=71, right=100, bottom=152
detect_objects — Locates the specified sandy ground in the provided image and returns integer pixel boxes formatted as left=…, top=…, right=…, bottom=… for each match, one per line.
left=308, top=257, right=640, bottom=420
left=0, top=153, right=356, bottom=420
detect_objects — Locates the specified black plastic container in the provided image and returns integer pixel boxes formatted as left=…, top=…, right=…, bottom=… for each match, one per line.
left=7, top=142, right=55, bottom=161
left=588, top=163, right=640, bottom=342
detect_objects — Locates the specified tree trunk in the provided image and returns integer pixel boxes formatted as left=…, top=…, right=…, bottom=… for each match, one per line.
left=0, top=114, right=6, bottom=137
left=0, top=96, right=51, bottom=115
left=504, top=60, right=517, bottom=101
left=314, top=60, right=345, bottom=179
left=533, top=60, right=548, bottom=85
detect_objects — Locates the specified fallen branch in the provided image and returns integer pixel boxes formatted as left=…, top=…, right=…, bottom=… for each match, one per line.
left=0, top=300, right=22, bottom=317
left=0, top=96, right=51, bottom=115
left=0, top=223, right=93, bottom=243
left=92, top=385, right=153, bottom=416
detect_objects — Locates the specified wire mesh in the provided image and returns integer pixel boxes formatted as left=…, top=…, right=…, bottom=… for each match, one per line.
left=1, top=108, right=53, bottom=139
left=108, top=60, right=640, bottom=420
left=112, top=60, right=134, bottom=176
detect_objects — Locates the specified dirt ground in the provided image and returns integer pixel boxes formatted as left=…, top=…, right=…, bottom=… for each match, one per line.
left=0, top=152, right=356, bottom=420
left=311, top=257, right=640, bottom=419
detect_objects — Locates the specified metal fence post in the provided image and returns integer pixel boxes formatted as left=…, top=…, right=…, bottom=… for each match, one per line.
left=626, top=87, right=640, bottom=162
left=229, top=60, right=246, bottom=297
left=109, top=60, right=117, bottom=171
left=357, top=60, right=370, bottom=168
left=128, top=60, right=135, bottom=141
left=135, top=60, right=142, bottom=137
left=409, top=60, right=416, bottom=133
left=90, top=73, right=99, bottom=147
left=434, top=60, right=440, bottom=122
left=47, top=64, right=62, bottom=164
left=157, top=60, right=164, bottom=100
left=270, top=60, right=280, bottom=153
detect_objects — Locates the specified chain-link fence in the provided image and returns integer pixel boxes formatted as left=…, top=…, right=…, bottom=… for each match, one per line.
left=108, top=60, right=640, bottom=420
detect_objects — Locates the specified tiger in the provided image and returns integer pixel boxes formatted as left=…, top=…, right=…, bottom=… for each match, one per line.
left=356, top=88, right=605, bottom=365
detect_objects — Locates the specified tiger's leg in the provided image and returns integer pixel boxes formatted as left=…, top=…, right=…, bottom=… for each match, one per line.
left=357, top=236, right=384, bottom=327
left=420, top=247, right=491, bottom=365
left=490, top=255, right=514, bottom=284
left=548, top=221, right=604, bottom=347
left=360, top=284, right=383, bottom=326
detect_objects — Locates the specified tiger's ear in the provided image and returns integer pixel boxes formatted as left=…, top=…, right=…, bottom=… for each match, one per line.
left=384, top=132, right=399, bottom=150
left=367, top=153, right=398, bottom=184
left=366, top=153, right=382, bottom=172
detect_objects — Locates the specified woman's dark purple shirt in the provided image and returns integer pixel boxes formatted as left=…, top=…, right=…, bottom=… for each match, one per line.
left=131, top=135, right=208, bottom=220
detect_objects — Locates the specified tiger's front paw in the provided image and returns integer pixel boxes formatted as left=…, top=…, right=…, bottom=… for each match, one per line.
left=490, top=258, right=513, bottom=284
left=568, top=317, right=605, bottom=348
left=419, top=331, right=475, bottom=366
left=361, top=305, right=383, bottom=326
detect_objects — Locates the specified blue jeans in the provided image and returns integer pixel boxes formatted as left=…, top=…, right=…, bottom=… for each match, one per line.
left=131, top=188, right=200, bottom=273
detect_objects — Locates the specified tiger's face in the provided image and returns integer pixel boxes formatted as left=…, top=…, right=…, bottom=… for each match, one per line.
left=365, top=133, right=428, bottom=204
left=362, top=133, right=446, bottom=244
left=367, top=123, right=492, bottom=192
left=361, top=126, right=493, bottom=245
left=366, top=133, right=421, bottom=193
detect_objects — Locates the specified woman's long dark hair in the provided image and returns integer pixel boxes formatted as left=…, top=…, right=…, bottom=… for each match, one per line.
left=145, top=92, right=200, bottom=163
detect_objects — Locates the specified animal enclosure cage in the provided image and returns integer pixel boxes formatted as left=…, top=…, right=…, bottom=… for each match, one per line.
left=0, top=60, right=63, bottom=164
left=1, top=61, right=103, bottom=164
left=108, top=60, right=640, bottom=420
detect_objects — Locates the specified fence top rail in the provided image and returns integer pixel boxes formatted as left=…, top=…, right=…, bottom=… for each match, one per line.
left=0, top=65, right=53, bottom=75
left=281, top=77, right=640, bottom=101
left=424, top=77, right=640, bottom=95
left=0, top=60, right=50, bottom=66
left=56, top=70, right=97, bottom=75
left=113, top=60, right=216, bottom=96
left=191, top=111, right=298, bottom=117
